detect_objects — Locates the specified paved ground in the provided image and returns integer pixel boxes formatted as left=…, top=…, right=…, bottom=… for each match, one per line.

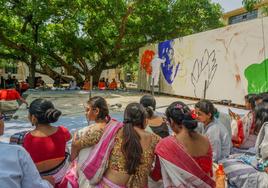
left=0, top=89, right=248, bottom=143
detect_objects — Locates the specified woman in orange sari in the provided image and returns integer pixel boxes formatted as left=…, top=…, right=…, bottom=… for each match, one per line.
left=109, top=78, right=118, bottom=90
left=98, top=78, right=106, bottom=90
left=82, top=79, right=90, bottom=90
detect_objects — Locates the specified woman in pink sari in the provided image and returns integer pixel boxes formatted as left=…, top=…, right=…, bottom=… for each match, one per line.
left=68, top=102, right=160, bottom=188
left=70, top=96, right=111, bottom=161
left=151, top=101, right=215, bottom=188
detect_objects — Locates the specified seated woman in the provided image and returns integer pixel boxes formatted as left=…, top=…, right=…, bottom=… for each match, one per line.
left=195, top=99, right=231, bottom=162
left=68, top=79, right=78, bottom=90
left=70, top=96, right=112, bottom=161
left=35, top=76, right=45, bottom=88
left=230, top=94, right=257, bottom=149
left=254, top=101, right=268, bottom=162
left=82, top=79, right=90, bottom=90
left=219, top=101, right=268, bottom=188
left=151, top=101, right=215, bottom=187
left=22, top=99, right=71, bottom=186
left=20, top=80, right=30, bottom=94
left=109, top=78, right=118, bottom=90
left=70, top=102, right=160, bottom=187
left=0, top=115, right=55, bottom=188
left=140, top=94, right=169, bottom=138
left=98, top=78, right=106, bottom=90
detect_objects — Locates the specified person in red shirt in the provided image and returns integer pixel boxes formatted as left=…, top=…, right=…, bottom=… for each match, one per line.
left=23, top=98, right=71, bottom=186
left=0, top=89, right=28, bottom=105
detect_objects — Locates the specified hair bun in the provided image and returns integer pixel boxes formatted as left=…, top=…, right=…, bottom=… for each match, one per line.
left=182, top=111, right=198, bottom=130
left=45, top=108, right=61, bottom=123
left=182, top=120, right=198, bottom=130
left=145, top=106, right=154, bottom=118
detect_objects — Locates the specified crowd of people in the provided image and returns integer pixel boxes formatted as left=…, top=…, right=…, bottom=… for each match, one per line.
left=98, top=77, right=126, bottom=90
left=0, top=74, right=128, bottom=93
left=1, top=92, right=268, bottom=187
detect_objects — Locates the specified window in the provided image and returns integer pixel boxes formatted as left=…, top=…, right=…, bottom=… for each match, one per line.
left=229, top=10, right=258, bottom=25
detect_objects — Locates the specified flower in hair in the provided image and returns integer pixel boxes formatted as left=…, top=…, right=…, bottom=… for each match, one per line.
left=175, top=104, right=183, bottom=109
left=191, top=109, right=197, bottom=119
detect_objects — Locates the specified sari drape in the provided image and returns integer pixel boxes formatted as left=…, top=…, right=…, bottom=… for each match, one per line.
left=59, top=119, right=123, bottom=188
left=155, top=136, right=215, bottom=188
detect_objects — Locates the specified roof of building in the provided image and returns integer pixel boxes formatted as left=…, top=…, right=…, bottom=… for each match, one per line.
left=223, top=0, right=268, bottom=19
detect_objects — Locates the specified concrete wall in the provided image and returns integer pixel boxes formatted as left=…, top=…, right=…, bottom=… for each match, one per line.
left=138, top=17, right=268, bottom=105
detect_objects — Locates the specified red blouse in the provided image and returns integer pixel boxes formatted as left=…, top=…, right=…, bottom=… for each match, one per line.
left=23, top=126, right=71, bottom=163
left=192, top=144, right=213, bottom=176
left=151, top=142, right=213, bottom=181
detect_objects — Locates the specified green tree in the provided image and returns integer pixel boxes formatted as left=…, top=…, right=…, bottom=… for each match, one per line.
left=243, top=0, right=268, bottom=15
left=0, top=0, right=223, bottom=86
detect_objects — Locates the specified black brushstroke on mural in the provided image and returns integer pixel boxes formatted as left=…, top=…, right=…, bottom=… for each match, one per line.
left=191, top=49, right=218, bottom=97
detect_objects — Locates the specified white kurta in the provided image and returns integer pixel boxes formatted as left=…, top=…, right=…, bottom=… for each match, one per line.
left=0, top=142, right=52, bottom=188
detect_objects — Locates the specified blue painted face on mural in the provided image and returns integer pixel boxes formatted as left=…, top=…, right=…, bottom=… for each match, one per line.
left=158, top=40, right=180, bottom=84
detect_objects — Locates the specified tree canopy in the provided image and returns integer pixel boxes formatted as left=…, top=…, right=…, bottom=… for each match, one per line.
left=243, top=0, right=268, bottom=15
left=0, top=0, right=223, bottom=86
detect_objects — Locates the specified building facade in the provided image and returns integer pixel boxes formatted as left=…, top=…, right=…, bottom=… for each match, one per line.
left=223, top=0, right=268, bottom=25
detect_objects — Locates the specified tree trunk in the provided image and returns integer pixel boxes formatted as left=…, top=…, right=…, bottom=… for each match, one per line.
left=39, top=64, right=74, bottom=83
left=29, top=56, right=36, bottom=88
left=91, top=67, right=103, bottom=86
left=28, top=24, right=39, bottom=88
left=63, top=65, right=83, bottom=83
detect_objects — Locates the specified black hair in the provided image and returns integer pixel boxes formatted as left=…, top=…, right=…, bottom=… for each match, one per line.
left=255, top=94, right=263, bottom=102
left=195, top=99, right=216, bottom=120
left=245, top=94, right=257, bottom=110
left=166, top=101, right=197, bottom=131
left=122, top=103, right=147, bottom=175
left=29, top=98, right=61, bottom=124
left=87, top=96, right=109, bottom=121
left=254, top=102, right=268, bottom=134
left=258, top=92, right=268, bottom=103
left=140, top=94, right=156, bottom=118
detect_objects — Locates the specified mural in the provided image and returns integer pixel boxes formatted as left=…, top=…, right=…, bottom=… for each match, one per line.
left=139, top=17, right=268, bottom=105
left=140, top=50, right=155, bottom=75
left=191, top=49, right=218, bottom=98
left=159, top=40, right=180, bottom=84
left=245, top=59, right=268, bottom=93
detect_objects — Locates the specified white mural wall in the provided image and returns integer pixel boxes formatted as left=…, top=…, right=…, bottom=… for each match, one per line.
left=138, top=17, right=268, bottom=105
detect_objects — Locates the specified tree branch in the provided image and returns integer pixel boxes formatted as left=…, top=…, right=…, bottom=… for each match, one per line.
left=114, top=4, right=135, bottom=50
left=0, top=30, right=38, bottom=59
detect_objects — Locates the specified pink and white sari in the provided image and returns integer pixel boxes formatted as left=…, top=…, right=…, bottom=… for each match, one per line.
left=154, top=136, right=215, bottom=188
left=59, top=119, right=123, bottom=188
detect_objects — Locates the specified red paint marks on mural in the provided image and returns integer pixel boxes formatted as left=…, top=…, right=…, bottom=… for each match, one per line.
left=259, top=47, right=265, bottom=56
left=235, top=74, right=241, bottom=82
left=140, top=50, right=155, bottom=75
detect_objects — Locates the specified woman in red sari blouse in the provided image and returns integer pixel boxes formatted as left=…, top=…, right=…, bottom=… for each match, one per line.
left=151, top=101, right=215, bottom=188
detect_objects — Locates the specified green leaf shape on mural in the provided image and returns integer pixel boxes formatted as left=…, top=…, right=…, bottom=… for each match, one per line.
left=244, top=59, right=268, bottom=94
